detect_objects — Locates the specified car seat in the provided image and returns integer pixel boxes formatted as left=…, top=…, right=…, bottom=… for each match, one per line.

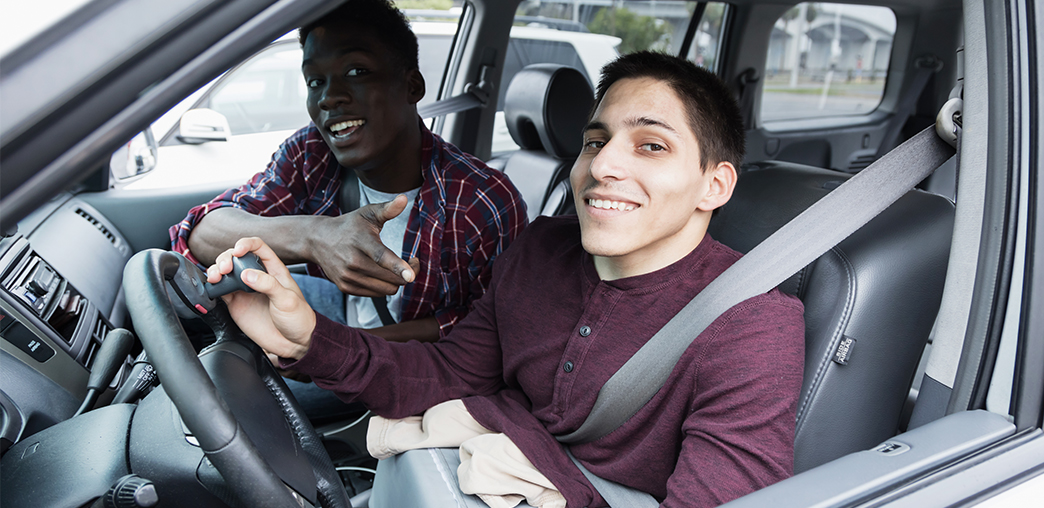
left=486, top=64, right=592, bottom=220
left=707, top=160, right=956, bottom=472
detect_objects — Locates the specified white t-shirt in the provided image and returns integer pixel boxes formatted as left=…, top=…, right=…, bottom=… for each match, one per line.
left=345, top=180, right=421, bottom=329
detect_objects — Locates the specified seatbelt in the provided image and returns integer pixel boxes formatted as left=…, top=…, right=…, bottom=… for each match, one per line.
left=567, top=450, right=659, bottom=508
left=558, top=126, right=956, bottom=447
left=558, top=125, right=956, bottom=507
left=416, top=65, right=495, bottom=119
left=874, top=55, right=942, bottom=158
left=735, top=68, right=761, bottom=131
left=338, top=169, right=396, bottom=327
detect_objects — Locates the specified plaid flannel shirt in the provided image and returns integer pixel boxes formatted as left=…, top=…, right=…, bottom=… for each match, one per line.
left=170, top=122, right=528, bottom=335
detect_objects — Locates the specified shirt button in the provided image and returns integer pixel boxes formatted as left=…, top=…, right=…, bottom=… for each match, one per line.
left=579, top=325, right=592, bottom=337
left=563, top=361, right=574, bottom=373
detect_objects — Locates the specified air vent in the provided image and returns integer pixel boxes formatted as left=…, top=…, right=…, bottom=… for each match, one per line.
left=93, top=319, right=110, bottom=342
left=83, top=340, right=100, bottom=369
left=81, top=319, right=112, bottom=369
left=847, top=153, right=878, bottom=172
left=75, top=208, right=120, bottom=249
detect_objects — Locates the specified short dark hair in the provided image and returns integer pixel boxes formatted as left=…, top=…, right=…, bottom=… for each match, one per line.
left=299, top=0, right=419, bottom=71
left=594, top=51, right=744, bottom=172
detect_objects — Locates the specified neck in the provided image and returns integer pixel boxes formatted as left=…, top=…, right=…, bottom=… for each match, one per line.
left=355, top=118, right=424, bottom=193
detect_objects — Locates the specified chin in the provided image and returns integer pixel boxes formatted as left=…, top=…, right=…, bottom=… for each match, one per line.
left=580, top=231, right=636, bottom=258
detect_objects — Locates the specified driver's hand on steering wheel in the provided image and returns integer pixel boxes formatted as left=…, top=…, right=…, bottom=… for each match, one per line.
left=207, top=237, right=315, bottom=361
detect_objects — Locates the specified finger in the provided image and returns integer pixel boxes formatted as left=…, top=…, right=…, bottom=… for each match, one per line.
left=207, top=248, right=238, bottom=283
left=372, top=246, right=415, bottom=284
left=240, top=268, right=306, bottom=313
left=341, top=229, right=414, bottom=285
left=407, top=257, right=421, bottom=281
left=335, top=275, right=402, bottom=297
left=233, top=237, right=294, bottom=284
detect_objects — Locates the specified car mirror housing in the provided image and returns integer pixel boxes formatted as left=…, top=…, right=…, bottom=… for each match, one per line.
left=108, top=128, right=158, bottom=182
left=177, top=108, right=231, bottom=144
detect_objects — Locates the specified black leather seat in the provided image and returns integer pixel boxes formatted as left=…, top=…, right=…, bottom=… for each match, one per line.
left=708, top=160, right=956, bottom=472
left=487, top=64, right=592, bottom=220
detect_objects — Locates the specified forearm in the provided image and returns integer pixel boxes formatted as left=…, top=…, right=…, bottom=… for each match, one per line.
left=367, top=316, right=441, bottom=343
left=286, top=313, right=502, bottom=418
left=187, top=208, right=323, bottom=266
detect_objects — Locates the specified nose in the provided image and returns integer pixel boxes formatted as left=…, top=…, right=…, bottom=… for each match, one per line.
left=588, top=138, right=628, bottom=182
left=318, top=80, right=351, bottom=110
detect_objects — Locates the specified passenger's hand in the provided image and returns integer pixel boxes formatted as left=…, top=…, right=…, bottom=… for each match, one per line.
left=310, top=194, right=420, bottom=297
left=207, top=237, right=315, bottom=360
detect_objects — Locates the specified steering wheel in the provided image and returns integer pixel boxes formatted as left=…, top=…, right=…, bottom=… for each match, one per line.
left=122, top=249, right=351, bottom=508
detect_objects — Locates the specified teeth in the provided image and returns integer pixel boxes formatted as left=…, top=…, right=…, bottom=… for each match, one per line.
left=587, top=199, right=636, bottom=211
left=329, top=119, right=365, bottom=133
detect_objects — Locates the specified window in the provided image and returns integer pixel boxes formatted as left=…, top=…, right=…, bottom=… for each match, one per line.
left=117, top=3, right=463, bottom=190
left=208, top=43, right=310, bottom=136
left=682, top=3, right=730, bottom=73
left=760, top=3, right=896, bottom=122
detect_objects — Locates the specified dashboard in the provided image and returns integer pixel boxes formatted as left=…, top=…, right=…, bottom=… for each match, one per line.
left=0, top=193, right=134, bottom=452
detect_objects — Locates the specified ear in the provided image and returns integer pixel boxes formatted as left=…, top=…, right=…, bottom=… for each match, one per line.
left=406, top=68, right=426, bottom=105
left=696, top=161, right=737, bottom=212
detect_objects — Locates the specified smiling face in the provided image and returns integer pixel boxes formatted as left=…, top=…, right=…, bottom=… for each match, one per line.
left=302, top=25, right=425, bottom=183
left=571, top=77, right=736, bottom=280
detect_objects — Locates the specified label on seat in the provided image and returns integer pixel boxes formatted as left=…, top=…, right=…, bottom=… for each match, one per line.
left=833, top=336, right=857, bottom=365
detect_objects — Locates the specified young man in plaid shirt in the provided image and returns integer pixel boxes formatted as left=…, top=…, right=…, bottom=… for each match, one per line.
left=171, top=0, right=527, bottom=348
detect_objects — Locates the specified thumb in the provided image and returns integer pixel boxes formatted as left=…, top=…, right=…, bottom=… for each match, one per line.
left=367, top=194, right=409, bottom=228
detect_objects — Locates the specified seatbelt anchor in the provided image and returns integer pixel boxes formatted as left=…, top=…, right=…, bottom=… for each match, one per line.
left=935, top=97, right=963, bottom=148
left=916, top=54, right=944, bottom=73
left=463, top=64, right=495, bottom=106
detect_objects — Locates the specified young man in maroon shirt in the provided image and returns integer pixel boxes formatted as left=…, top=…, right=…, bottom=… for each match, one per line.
left=208, top=52, right=805, bottom=507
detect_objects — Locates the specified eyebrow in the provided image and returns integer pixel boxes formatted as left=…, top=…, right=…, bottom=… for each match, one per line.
left=302, top=47, right=372, bottom=67
left=582, top=116, right=680, bottom=136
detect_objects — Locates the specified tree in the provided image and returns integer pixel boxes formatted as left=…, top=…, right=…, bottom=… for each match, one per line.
left=587, top=6, right=672, bottom=54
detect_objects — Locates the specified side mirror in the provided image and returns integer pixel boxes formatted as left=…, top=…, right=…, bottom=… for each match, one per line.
left=109, top=128, right=158, bottom=181
left=178, top=108, right=231, bottom=144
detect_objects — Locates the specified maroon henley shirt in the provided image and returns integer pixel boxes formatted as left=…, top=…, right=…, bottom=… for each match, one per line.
left=286, top=216, right=805, bottom=507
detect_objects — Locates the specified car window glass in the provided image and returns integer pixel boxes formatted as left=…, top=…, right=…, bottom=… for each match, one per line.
left=492, top=1, right=704, bottom=152
left=208, top=43, right=310, bottom=136
left=760, top=2, right=896, bottom=122
left=499, top=38, right=586, bottom=112
left=115, top=3, right=463, bottom=190
left=682, top=3, right=730, bottom=72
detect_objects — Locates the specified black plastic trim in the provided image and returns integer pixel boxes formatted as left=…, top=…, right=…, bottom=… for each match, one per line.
left=1012, top=0, right=1044, bottom=431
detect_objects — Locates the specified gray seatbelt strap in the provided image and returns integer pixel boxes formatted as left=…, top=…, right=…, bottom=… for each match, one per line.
left=417, top=65, right=495, bottom=119
left=338, top=169, right=396, bottom=327
left=417, top=92, right=485, bottom=119
left=557, top=126, right=956, bottom=445
left=566, top=450, right=659, bottom=508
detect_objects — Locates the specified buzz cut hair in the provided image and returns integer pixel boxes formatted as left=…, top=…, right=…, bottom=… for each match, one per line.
left=298, top=0, right=419, bottom=71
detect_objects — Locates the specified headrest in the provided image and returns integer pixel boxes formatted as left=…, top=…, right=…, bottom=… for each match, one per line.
left=504, top=64, right=594, bottom=159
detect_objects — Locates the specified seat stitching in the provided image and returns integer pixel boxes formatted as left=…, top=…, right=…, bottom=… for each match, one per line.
left=795, top=246, right=857, bottom=431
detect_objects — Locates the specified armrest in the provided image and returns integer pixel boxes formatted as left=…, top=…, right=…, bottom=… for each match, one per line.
left=722, top=410, right=1015, bottom=508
